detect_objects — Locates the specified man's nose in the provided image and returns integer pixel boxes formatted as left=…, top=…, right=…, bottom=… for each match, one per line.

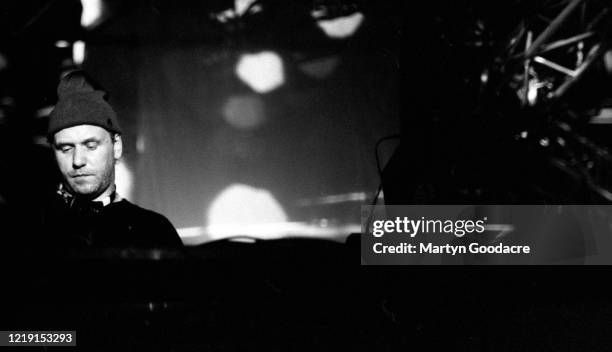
left=72, top=147, right=86, bottom=168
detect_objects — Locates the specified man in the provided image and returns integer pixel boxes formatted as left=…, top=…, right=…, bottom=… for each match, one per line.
left=37, top=70, right=182, bottom=248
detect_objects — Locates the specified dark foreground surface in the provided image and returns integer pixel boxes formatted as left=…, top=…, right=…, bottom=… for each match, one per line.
left=1, top=237, right=612, bottom=351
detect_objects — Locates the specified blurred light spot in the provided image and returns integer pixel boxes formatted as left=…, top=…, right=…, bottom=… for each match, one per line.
left=299, top=56, right=341, bottom=79
left=73, top=41, right=86, bottom=65
left=35, top=105, right=54, bottom=118
left=590, top=108, right=612, bottom=124
left=539, top=138, right=549, bottom=147
left=235, top=51, right=284, bottom=93
left=527, top=83, right=538, bottom=105
left=0, top=52, right=7, bottom=72
left=136, top=134, right=146, bottom=154
left=33, top=135, right=49, bottom=147
left=115, top=161, right=133, bottom=201
left=222, top=95, right=265, bottom=129
left=0, top=96, right=15, bottom=108
left=520, top=131, right=528, bottom=139
left=55, top=40, right=70, bottom=48
left=80, top=0, right=104, bottom=28
left=214, top=10, right=233, bottom=23
left=605, top=50, right=612, bottom=75
left=213, top=0, right=262, bottom=22
left=556, top=137, right=566, bottom=147
left=295, top=192, right=367, bottom=206
left=315, top=12, right=364, bottom=39
left=480, top=70, right=488, bottom=84
left=235, top=0, right=261, bottom=16
left=311, top=8, right=327, bottom=18
left=558, top=122, right=571, bottom=132
left=206, top=183, right=288, bottom=240
left=577, top=42, right=584, bottom=66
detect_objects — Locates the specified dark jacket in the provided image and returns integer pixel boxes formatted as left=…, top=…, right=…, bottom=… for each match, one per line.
left=35, top=192, right=183, bottom=249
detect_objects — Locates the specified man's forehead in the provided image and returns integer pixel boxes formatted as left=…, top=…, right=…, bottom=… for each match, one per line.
left=54, top=124, right=110, bottom=143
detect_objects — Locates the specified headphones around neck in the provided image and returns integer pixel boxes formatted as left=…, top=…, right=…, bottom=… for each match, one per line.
left=60, top=188, right=117, bottom=216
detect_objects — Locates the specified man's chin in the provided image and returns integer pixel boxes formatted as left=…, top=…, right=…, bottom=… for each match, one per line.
left=68, top=183, right=99, bottom=197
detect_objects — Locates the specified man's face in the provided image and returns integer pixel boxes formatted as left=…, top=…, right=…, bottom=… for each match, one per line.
left=53, top=125, right=122, bottom=199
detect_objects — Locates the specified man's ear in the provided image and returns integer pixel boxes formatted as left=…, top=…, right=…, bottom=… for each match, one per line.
left=113, top=134, right=123, bottom=161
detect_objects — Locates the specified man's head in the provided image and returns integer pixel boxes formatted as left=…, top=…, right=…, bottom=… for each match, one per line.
left=48, top=71, right=123, bottom=200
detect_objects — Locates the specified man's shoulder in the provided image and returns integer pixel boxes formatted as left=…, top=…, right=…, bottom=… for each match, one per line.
left=112, top=199, right=161, bottom=215
left=109, top=200, right=174, bottom=225
left=106, top=199, right=183, bottom=247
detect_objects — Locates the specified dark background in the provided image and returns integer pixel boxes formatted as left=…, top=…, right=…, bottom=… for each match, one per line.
left=2, top=1, right=612, bottom=350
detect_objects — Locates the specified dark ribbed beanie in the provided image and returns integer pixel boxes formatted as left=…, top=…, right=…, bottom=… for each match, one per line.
left=47, top=71, right=121, bottom=140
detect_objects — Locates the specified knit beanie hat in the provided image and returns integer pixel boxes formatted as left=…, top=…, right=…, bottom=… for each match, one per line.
left=47, top=70, right=122, bottom=140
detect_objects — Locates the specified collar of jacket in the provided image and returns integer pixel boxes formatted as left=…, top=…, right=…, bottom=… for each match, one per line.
left=57, top=183, right=122, bottom=207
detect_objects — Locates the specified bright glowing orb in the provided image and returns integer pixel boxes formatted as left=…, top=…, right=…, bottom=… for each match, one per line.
left=55, top=40, right=70, bottom=48
left=206, top=183, right=288, bottom=240
left=80, top=0, right=103, bottom=28
left=235, top=0, right=261, bottom=16
left=316, top=12, right=364, bottom=39
left=235, top=51, right=285, bottom=93
left=72, top=41, right=86, bottom=65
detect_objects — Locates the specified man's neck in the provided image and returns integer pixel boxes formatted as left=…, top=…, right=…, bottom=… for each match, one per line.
left=92, top=184, right=117, bottom=203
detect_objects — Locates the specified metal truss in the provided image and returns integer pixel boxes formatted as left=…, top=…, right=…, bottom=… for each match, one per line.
left=493, top=0, right=612, bottom=107
left=468, top=0, right=612, bottom=202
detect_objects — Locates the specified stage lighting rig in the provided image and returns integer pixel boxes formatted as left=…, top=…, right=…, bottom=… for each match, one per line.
left=485, top=0, right=612, bottom=108
left=477, top=0, right=612, bottom=203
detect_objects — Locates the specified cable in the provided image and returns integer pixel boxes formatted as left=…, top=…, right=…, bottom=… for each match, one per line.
left=374, top=134, right=400, bottom=177
left=362, top=134, right=401, bottom=239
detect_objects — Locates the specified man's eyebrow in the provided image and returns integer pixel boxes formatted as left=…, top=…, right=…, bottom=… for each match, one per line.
left=54, top=137, right=102, bottom=148
left=81, top=137, right=101, bottom=144
left=54, top=141, right=74, bottom=148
